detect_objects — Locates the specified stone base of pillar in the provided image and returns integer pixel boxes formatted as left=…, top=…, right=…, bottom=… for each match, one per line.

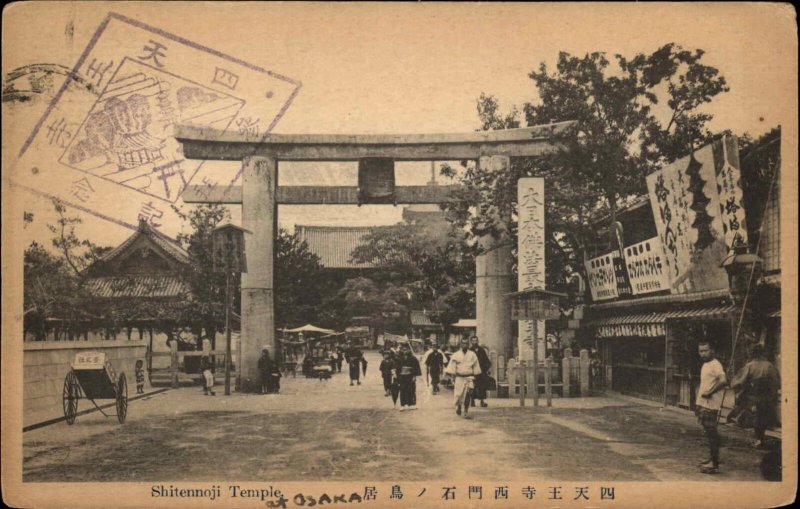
left=239, top=288, right=274, bottom=393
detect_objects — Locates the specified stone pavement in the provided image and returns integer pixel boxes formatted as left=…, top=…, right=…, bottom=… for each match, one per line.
left=23, top=351, right=780, bottom=482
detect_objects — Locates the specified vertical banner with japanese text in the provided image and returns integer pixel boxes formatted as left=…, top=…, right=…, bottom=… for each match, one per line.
left=517, top=178, right=545, bottom=361
left=645, top=137, right=740, bottom=294
left=712, top=135, right=749, bottom=249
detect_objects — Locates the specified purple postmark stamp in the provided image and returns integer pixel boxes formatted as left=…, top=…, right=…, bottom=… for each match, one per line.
left=14, top=12, right=300, bottom=232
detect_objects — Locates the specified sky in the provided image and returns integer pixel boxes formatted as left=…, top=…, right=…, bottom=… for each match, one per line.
left=4, top=2, right=796, bottom=251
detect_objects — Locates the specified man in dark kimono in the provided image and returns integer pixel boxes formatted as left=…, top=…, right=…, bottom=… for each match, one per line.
left=345, top=341, right=364, bottom=386
left=379, top=351, right=396, bottom=398
left=396, top=343, right=421, bottom=410
left=425, top=344, right=445, bottom=394
left=260, top=347, right=283, bottom=394
left=470, top=336, right=492, bottom=407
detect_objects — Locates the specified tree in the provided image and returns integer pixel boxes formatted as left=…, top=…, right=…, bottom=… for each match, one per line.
left=349, top=219, right=475, bottom=327
left=173, top=205, right=330, bottom=341
left=274, top=227, right=327, bottom=328
left=443, top=44, right=729, bottom=288
left=23, top=241, right=83, bottom=340
left=23, top=201, right=111, bottom=340
left=173, top=204, right=231, bottom=349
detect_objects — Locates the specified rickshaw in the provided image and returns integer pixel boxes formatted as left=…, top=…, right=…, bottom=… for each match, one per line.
left=62, top=351, right=128, bottom=424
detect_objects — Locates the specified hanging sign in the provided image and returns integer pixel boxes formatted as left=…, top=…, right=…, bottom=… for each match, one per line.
left=585, top=251, right=618, bottom=301
left=624, top=236, right=670, bottom=295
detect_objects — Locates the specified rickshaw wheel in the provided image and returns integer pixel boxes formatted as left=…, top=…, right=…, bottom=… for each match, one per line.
left=62, top=371, right=79, bottom=425
left=116, top=372, right=128, bottom=424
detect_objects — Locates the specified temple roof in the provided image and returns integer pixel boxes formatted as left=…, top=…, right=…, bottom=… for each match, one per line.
left=295, top=225, right=379, bottom=269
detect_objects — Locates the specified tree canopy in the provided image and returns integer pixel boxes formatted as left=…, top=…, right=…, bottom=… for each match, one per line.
left=348, top=219, right=475, bottom=328
left=442, top=43, right=729, bottom=287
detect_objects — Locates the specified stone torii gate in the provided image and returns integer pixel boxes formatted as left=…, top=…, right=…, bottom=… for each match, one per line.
left=174, top=122, right=572, bottom=390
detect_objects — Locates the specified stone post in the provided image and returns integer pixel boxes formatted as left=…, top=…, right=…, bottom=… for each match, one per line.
left=240, top=156, right=276, bottom=391
left=518, top=360, right=526, bottom=407
left=476, top=156, right=514, bottom=363
left=580, top=348, right=590, bottom=397
left=562, top=349, right=572, bottom=398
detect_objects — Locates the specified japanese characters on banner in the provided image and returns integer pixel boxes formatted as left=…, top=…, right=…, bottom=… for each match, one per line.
left=646, top=137, right=739, bottom=294
left=585, top=252, right=618, bottom=301
left=713, top=136, right=749, bottom=249
left=517, top=178, right=545, bottom=361
left=596, top=323, right=665, bottom=338
left=624, top=237, right=670, bottom=295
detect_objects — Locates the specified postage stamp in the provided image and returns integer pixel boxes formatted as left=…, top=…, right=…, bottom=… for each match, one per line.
left=12, top=12, right=300, bottom=231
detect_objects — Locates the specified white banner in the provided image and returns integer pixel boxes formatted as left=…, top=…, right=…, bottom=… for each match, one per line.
left=517, top=178, right=545, bottom=360
left=624, top=237, right=670, bottom=295
left=714, top=135, right=749, bottom=250
left=585, top=251, right=618, bottom=301
left=646, top=137, right=736, bottom=294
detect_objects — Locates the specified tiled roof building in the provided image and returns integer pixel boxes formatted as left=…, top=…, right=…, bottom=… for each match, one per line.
left=295, top=225, right=379, bottom=269
left=84, top=220, right=189, bottom=299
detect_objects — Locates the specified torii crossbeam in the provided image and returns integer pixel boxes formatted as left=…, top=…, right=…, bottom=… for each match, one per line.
left=174, top=122, right=573, bottom=391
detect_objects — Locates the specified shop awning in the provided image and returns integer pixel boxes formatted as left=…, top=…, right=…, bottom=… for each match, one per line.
left=591, top=305, right=736, bottom=338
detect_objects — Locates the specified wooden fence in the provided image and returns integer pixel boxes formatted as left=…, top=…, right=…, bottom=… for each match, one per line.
left=491, top=348, right=590, bottom=406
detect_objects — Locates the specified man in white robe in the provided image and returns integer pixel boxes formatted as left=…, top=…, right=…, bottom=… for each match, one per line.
left=444, top=337, right=481, bottom=418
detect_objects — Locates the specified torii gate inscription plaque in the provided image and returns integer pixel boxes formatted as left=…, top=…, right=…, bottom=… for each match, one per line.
left=174, top=122, right=573, bottom=391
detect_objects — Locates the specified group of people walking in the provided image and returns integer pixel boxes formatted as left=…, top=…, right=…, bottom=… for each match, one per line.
left=377, top=336, right=492, bottom=417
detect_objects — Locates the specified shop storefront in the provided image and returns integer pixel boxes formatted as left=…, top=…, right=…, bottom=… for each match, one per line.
left=589, top=296, right=736, bottom=407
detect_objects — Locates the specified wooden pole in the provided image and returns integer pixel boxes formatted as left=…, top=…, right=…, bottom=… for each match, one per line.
left=224, top=268, right=232, bottom=396
left=532, top=322, right=539, bottom=407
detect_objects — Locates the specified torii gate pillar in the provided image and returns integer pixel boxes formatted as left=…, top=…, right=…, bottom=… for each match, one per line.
left=475, top=156, right=514, bottom=360
left=240, top=156, right=276, bottom=389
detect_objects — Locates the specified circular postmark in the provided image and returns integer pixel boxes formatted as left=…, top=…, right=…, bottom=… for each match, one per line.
left=2, top=63, right=98, bottom=104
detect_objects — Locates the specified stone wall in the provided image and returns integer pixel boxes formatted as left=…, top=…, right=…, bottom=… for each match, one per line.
left=24, top=340, right=148, bottom=427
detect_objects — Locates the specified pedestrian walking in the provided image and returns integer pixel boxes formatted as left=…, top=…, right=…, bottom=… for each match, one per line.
left=379, top=351, right=395, bottom=397
left=444, top=337, right=481, bottom=419
left=134, top=359, right=145, bottom=394
left=345, top=341, right=364, bottom=386
left=695, top=341, right=727, bottom=474
left=470, top=336, right=492, bottom=407
left=336, top=345, right=344, bottom=373
left=201, top=355, right=216, bottom=396
left=731, top=344, right=780, bottom=448
left=425, top=344, right=445, bottom=394
left=396, top=344, right=421, bottom=410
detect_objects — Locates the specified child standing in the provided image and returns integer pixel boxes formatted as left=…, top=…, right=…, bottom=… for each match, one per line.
left=135, top=359, right=145, bottom=394
left=201, top=355, right=216, bottom=396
